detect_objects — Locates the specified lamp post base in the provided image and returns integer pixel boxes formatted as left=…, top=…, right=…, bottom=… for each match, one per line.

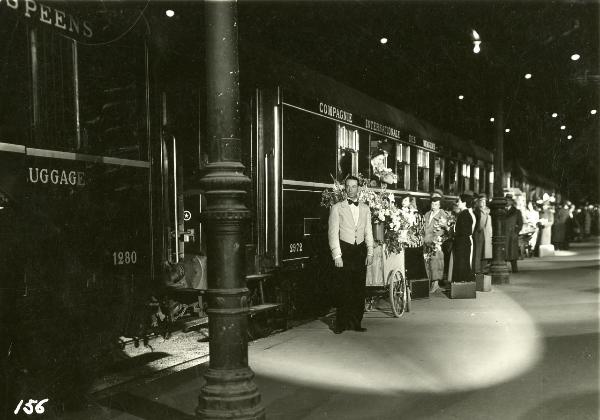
left=489, top=262, right=509, bottom=284
left=197, top=367, right=266, bottom=420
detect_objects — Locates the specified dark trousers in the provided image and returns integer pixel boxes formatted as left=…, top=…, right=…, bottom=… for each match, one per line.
left=335, top=241, right=367, bottom=330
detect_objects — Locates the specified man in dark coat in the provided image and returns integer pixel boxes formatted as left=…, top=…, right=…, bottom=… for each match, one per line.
left=505, top=195, right=524, bottom=272
left=450, top=193, right=476, bottom=283
left=552, top=203, right=571, bottom=250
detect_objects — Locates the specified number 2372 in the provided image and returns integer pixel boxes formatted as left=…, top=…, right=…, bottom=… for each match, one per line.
left=289, top=242, right=303, bottom=253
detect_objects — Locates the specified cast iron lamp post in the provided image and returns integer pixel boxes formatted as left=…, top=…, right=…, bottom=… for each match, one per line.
left=196, top=1, right=265, bottom=418
left=489, top=85, right=510, bottom=284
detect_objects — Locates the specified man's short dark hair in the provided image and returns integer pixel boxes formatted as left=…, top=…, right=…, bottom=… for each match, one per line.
left=459, top=193, right=474, bottom=208
left=345, top=175, right=359, bottom=185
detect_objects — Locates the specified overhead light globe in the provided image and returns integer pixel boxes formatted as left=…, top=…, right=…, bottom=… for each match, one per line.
left=380, top=37, right=388, bottom=44
left=458, top=95, right=464, bottom=100
left=571, top=53, right=581, bottom=61
left=505, top=128, right=510, bottom=133
left=165, top=9, right=175, bottom=17
left=560, top=125, right=566, bottom=130
left=524, top=73, right=532, bottom=79
left=591, top=109, right=597, bottom=115
left=551, top=112, right=558, bottom=118
left=489, top=117, right=495, bottom=122
left=567, top=135, right=573, bottom=140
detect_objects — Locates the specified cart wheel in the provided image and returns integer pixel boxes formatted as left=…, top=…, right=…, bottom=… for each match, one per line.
left=388, top=269, right=407, bottom=317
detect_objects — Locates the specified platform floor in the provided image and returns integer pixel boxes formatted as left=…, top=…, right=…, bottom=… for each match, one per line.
left=66, top=238, right=599, bottom=420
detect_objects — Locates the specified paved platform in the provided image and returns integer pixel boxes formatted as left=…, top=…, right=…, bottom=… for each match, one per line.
left=65, top=239, right=599, bottom=420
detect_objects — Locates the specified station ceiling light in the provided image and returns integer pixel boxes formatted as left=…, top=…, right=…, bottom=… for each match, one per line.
left=560, top=125, right=566, bottom=130
left=524, top=73, right=532, bottom=79
left=489, top=117, right=495, bottom=122
left=571, top=53, right=581, bottom=61
left=567, top=135, right=573, bottom=140
left=551, top=112, right=558, bottom=118
left=380, top=37, right=388, bottom=44
left=458, top=95, right=464, bottom=100
left=471, top=29, right=481, bottom=54
left=505, top=128, right=510, bottom=133
left=165, top=9, right=175, bottom=17
left=591, top=109, right=597, bottom=115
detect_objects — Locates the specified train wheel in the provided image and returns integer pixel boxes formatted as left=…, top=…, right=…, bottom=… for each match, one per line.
left=388, top=270, right=407, bottom=318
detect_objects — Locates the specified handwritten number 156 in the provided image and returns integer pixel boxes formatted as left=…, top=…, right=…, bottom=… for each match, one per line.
left=14, top=399, right=49, bottom=415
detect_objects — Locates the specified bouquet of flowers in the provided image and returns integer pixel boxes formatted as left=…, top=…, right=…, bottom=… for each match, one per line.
left=320, top=176, right=347, bottom=208
left=423, top=213, right=456, bottom=260
left=320, top=174, right=417, bottom=254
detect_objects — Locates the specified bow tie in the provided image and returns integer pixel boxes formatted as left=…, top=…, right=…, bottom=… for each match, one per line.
left=347, top=199, right=359, bottom=206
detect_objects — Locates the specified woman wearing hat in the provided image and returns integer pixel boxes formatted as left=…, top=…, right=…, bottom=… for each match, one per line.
left=400, top=194, right=427, bottom=281
left=505, top=195, right=524, bottom=272
left=423, top=193, right=448, bottom=292
left=473, top=193, right=492, bottom=273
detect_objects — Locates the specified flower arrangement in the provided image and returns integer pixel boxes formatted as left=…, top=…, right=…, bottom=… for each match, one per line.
left=320, top=176, right=347, bottom=208
left=320, top=174, right=417, bottom=255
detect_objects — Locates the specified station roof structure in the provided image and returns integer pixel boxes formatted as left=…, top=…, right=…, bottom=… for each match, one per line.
left=235, top=0, right=599, bottom=201
left=64, top=1, right=600, bottom=201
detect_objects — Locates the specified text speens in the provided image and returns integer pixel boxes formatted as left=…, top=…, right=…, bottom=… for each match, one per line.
left=1, top=0, right=93, bottom=38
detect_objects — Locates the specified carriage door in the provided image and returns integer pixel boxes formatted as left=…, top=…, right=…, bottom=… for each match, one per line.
left=158, top=90, right=207, bottom=289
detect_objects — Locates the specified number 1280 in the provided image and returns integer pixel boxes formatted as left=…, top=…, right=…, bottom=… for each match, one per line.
left=112, top=250, right=137, bottom=265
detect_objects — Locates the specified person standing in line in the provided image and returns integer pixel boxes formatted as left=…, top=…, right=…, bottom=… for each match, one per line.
left=423, top=191, right=448, bottom=293
left=473, top=193, right=492, bottom=274
left=504, top=195, right=524, bottom=272
left=552, top=202, right=571, bottom=250
left=449, top=194, right=476, bottom=283
left=328, top=176, right=373, bottom=334
left=525, top=201, right=540, bottom=256
left=401, top=194, right=428, bottom=281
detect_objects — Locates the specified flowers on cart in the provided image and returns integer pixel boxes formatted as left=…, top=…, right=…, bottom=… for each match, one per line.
left=366, top=186, right=417, bottom=254
left=320, top=174, right=416, bottom=254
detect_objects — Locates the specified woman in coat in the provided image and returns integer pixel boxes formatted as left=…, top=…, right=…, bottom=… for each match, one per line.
left=401, top=194, right=427, bottom=281
left=449, top=194, right=476, bottom=283
left=552, top=203, right=571, bottom=250
left=504, top=195, right=524, bottom=272
left=423, top=195, right=448, bottom=292
left=473, top=193, right=492, bottom=273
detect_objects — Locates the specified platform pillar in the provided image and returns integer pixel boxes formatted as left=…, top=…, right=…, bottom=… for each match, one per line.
left=196, top=1, right=265, bottom=419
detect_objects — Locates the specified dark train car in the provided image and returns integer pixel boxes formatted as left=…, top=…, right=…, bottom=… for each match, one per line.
left=0, top=3, right=155, bottom=408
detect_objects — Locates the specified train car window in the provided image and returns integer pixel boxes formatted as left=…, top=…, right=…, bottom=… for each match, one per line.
left=282, top=107, right=336, bottom=183
left=434, top=156, right=444, bottom=191
left=358, top=131, right=370, bottom=177
left=416, top=149, right=430, bottom=192
left=446, top=159, right=458, bottom=195
left=396, top=143, right=410, bottom=190
left=32, top=28, right=77, bottom=150
left=369, top=137, right=396, bottom=187
left=473, top=166, right=480, bottom=193
left=78, top=38, right=147, bottom=159
left=461, top=163, right=471, bottom=192
left=337, top=125, right=359, bottom=180
left=0, top=14, right=30, bottom=145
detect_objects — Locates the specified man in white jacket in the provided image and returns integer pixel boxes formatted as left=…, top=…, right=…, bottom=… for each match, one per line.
left=328, top=176, right=374, bottom=334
